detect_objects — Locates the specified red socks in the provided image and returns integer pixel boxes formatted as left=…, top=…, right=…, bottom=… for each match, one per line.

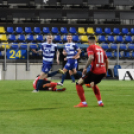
left=92, top=85, right=101, bottom=101
left=76, top=84, right=86, bottom=102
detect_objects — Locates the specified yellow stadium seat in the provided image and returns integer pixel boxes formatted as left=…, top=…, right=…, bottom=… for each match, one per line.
left=78, top=27, right=86, bottom=34
left=87, top=27, right=94, bottom=34
left=0, top=27, right=6, bottom=33
left=0, top=34, right=7, bottom=41
left=1, top=45, right=10, bottom=49
left=81, top=35, right=88, bottom=42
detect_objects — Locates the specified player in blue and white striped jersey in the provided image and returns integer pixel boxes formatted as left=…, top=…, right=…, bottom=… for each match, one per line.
left=58, top=33, right=82, bottom=86
left=32, top=34, right=63, bottom=92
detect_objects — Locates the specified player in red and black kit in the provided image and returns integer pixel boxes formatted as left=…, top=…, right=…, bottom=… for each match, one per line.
left=74, top=36, right=109, bottom=107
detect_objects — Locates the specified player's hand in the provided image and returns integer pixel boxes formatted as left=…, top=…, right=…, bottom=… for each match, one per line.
left=82, top=69, right=87, bottom=77
left=64, top=58, right=67, bottom=61
left=57, top=59, right=60, bottom=64
left=63, top=51, right=67, bottom=56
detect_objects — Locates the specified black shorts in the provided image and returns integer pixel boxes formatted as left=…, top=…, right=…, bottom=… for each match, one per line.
left=37, top=80, right=51, bottom=90
left=83, top=71, right=105, bottom=85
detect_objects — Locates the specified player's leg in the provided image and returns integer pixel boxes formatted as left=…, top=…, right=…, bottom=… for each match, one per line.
left=60, top=68, right=68, bottom=84
left=69, top=70, right=75, bottom=82
left=47, top=69, right=64, bottom=77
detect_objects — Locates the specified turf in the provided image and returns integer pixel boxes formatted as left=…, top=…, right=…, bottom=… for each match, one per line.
left=0, top=80, right=134, bottom=134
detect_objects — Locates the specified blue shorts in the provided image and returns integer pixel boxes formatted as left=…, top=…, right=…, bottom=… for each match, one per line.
left=64, top=59, right=78, bottom=70
left=42, top=62, right=52, bottom=74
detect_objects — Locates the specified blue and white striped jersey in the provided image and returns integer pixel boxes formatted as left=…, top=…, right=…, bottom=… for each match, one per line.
left=40, top=42, right=57, bottom=63
left=64, top=42, right=79, bottom=59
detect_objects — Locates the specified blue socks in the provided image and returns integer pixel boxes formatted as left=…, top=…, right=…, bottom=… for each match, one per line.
left=61, top=73, right=67, bottom=84
left=70, top=75, right=75, bottom=82
left=48, top=70, right=58, bottom=77
left=76, top=71, right=82, bottom=77
left=36, top=79, right=44, bottom=91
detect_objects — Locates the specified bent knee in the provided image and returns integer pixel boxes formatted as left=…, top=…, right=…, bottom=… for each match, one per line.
left=90, top=82, right=94, bottom=88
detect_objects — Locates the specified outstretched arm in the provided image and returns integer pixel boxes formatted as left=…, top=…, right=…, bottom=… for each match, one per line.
left=31, top=49, right=42, bottom=54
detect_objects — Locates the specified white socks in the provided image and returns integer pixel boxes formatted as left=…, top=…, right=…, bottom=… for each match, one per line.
left=98, top=100, right=102, bottom=104
left=82, top=101, right=87, bottom=105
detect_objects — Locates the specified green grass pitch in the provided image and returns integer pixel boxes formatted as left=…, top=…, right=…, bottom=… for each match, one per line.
left=0, top=80, right=134, bottom=134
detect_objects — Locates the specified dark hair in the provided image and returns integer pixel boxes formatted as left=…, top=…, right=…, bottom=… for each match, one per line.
left=47, top=33, right=52, bottom=36
left=67, top=33, right=72, bottom=36
left=88, top=36, right=95, bottom=40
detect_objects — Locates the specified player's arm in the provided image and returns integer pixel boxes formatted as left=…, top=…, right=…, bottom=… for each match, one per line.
left=73, top=48, right=81, bottom=59
left=56, top=50, right=60, bottom=64
left=62, top=49, right=67, bottom=56
left=31, top=49, right=42, bottom=54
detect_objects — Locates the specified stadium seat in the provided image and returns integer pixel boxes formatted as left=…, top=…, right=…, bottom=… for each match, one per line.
left=26, top=34, right=34, bottom=42
left=69, top=27, right=77, bottom=34
left=7, top=27, right=14, bottom=34
left=98, top=35, right=106, bottom=43
left=80, top=35, right=88, bottom=42
left=8, top=34, right=16, bottom=42
left=0, top=27, right=5, bottom=33
left=25, top=27, right=32, bottom=34
left=130, top=28, right=134, bottom=35
left=122, top=28, right=129, bottom=35
left=12, top=42, right=18, bottom=44
left=43, top=27, right=50, bottom=34
left=11, top=45, right=19, bottom=50
left=125, top=52, right=131, bottom=58
left=1, top=44, right=10, bottom=50
left=20, top=45, right=27, bottom=49
left=63, top=35, right=67, bottom=43
left=60, top=27, right=68, bottom=34
left=128, top=44, right=134, bottom=50
left=95, top=27, right=103, bottom=35
left=30, top=45, right=37, bottom=49
left=107, top=35, right=114, bottom=42
left=18, top=34, right=25, bottom=42
left=72, top=35, right=80, bottom=42
left=125, top=35, right=132, bottom=43
left=53, top=35, right=61, bottom=43
left=106, top=52, right=113, bottom=58
left=36, top=35, right=44, bottom=42
left=119, top=44, right=127, bottom=50
left=113, top=28, right=120, bottom=35
left=114, top=65, right=121, bottom=78
left=15, top=27, right=23, bottom=34
left=115, top=35, right=123, bottom=43
left=87, top=27, right=94, bottom=34
left=78, top=27, right=86, bottom=34
left=0, top=34, right=7, bottom=41
left=51, top=27, right=59, bottom=34
left=114, top=52, right=121, bottom=58
left=101, top=43, right=109, bottom=50
left=132, top=52, right=134, bottom=58
left=34, top=27, right=41, bottom=34
left=110, top=43, right=117, bottom=50
left=104, top=27, right=111, bottom=34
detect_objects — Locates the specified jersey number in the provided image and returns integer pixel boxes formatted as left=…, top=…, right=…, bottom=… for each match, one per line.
left=97, top=51, right=104, bottom=63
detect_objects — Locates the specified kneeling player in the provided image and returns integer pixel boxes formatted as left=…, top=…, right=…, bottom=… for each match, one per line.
left=33, top=75, right=66, bottom=91
left=74, top=36, right=108, bottom=107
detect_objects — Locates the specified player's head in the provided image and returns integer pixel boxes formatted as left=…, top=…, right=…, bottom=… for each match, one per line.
left=47, top=33, right=53, bottom=44
left=67, top=33, right=72, bottom=42
left=88, top=36, right=96, bottom=46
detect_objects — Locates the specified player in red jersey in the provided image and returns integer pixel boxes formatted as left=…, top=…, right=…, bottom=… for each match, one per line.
left=74, top=36, right=109, bottom=107
left=33, top=74, right=66, bottom=92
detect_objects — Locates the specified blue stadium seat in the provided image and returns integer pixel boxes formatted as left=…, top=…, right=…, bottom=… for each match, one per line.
left=130, top=28, right=134, bottom=35
left=8, top=34, right=16, bottom=42
left=114, top=65, right=121, bottom=78
left=98, top=35, right=106, bottom=42
left=11, top=45, right=19, bottom=50
left=120, top=44, right=127, bottom=50
left=15, top=27, right=23, bottom=34
left=60, top=27, right=68, bottom=34
left=54, top=35, right=61, bottom=43
left=113, top=28, right=120, bottom=35
left=69, top=27, right=77, bottom=34
left=36, top=35, right=44, bottom=42
left=26, top=34, right=34, bottom=42
left=125, top=52, right=131, bottom=58
left=125, top=35, right=132, bottom=43
left=101, top=43, right=109, bottom=50
left=110, top=43, right=117, bottom=50
left=104, top=27, right=111, bottom=34
left=18, top=34, right=25, bottom=42
left=106, top=52, right=113, bottom=58
left=34, top=27, right=41, bottom=34
left=122, top=28, right=129, bottom=35
left=114, top=52, right=121, bottom=58
left=12, top=42, right=18, bottom=44
left=95, top=27, right=103, bottom=34
left=43, top=27, right=50, bottom=34
left=30, top=45, right=37, bottom=49
left=128, top=44, right=134, bottom=50
left=63, top=35, right=67, bottom=42
left=20, top=42, right=27, bottom=44
left=7, top=27, right=13, bottom=34
left=116, top=35, right=123, bottom=43
left=20, top=45, right=27, bottom=49
left=72, top=35, right=79, bottom=42
left=25, top=27, right=32, bottom=34
left=51, top=27, right=59, bottom=34
left=107, top=35, right=114, bottom=42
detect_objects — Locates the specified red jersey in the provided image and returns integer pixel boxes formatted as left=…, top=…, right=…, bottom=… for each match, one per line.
left=33, top=76, right=47, bottom=89
left=87, top=44, right=107, bottom=74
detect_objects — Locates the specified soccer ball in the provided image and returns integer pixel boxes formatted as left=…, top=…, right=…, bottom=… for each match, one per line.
left=85, top=84, right=91, bottom=88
